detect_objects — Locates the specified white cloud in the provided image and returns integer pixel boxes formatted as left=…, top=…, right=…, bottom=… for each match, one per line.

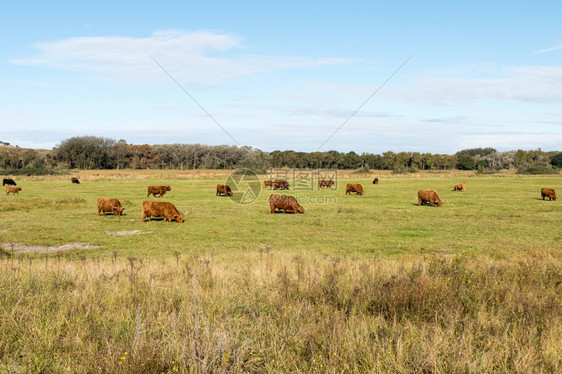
left=533, top=43, right=562, bottom=54
left=12, top=30, right=354, bottom=86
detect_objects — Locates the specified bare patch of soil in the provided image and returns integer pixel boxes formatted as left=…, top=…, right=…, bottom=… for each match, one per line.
left=2, top=242, right=101, bottom=253
left=105, top=230, right=152, bottom=236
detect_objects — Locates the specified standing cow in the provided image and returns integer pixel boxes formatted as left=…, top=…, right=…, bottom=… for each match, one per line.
left=142, top=201, right=184, bottom=223
left=346, top=184, right=364, bottom=195
left=5, top=186, right=22, bottom=195
left=452, top=182, right=466, bottom=191
left=373, top=178, right=379, bottom=185
left=2, top=178, right=16, bottom=186
left=216, top=184, right=233, bottom=196
left=418, top=189, right=443, bottom=207
left=318, top=180, right=334, bottom=188
left=269, top=194, right=304, bottom=214
left=541, top=188, right=557, bottom=201
left=97, top=198, right=125, bottom=216
left=71, top=177, right=80, bottom=184
left=147, top=185, right=171, bottom=197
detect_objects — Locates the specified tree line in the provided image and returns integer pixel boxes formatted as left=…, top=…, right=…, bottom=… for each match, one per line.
left=1, top=136, right=561, bottom=174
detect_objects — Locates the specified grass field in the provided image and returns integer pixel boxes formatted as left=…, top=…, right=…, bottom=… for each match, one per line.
left=1, top=170, right=561, bottom=372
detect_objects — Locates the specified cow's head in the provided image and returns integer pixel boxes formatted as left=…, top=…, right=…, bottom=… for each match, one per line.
left=166, top=186, right=172, bottom=191
left=290, top=203, right=305, bottom=214
left=112, top=206, right=125, bottom=216
left=175, top=213, right=184, bottom=223
left=436, top=199, right=443, bottom=207
left=359, top=190, right=364, bottom=195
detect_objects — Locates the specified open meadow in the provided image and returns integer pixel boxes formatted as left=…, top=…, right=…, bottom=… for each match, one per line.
left=1, top=170, right=561, bottom=372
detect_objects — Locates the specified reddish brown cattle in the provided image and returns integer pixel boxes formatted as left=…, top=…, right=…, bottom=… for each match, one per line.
left=372, top=178, right=379, bottom=185
left=318, top=179, right=334, bottom=188
left=273, top=180, right=290, bottom=190
left=97, top=198, right=125, bottom=216
left=216, top=184, right=233, bottom=196
left=269, top=194, right=304, bottom=214
left=141, top=201, right=184, bottom=223
left=264, top=180, right=273, bottom=188
left=71, top=177, right=80, bottom=184
left=5, top=186, right=22, bottom=195
left=418, top=189, right=443, bottom=207
left=541, top=188, right=557, bottom=201
left=452, top=182, right=466, bottom=191
left=345, top=183, right=364, bottom=195
left=147, top=185, right=171, bottom=198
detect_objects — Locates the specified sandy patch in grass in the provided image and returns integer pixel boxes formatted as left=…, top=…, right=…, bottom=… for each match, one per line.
left=2, top=242, right=101, bottom=253
left=105, top=230, right=152, bottom=236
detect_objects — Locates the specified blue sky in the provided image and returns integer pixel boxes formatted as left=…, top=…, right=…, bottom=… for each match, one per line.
left=2, top=1, right=562, bottom=153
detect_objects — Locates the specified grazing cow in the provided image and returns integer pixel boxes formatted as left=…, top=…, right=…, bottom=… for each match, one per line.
left=71, top=177, right=80, bottom=184
left=269, top=194, right=304, bottom=214
left=2, top=178, right=16, bottom=186
left=264, top=180, right=273, bottom=188
left=373, top=178, right=379, bottom=185
left=273, top=180, right=290, bottom=190
left=97, top=198, right=125, bottom=216
left=318, top=179, right=335, bottom=188
left=141, top=201, right=184, bottom=223
left=452, top=182, right=466, bottom=192
left=5, top=186, right=22, bottom=195
left=216, top=184, right=233, bottom=196
left=541, top=188, right=557, bottom=201
left=418, top=189, right=443, bottom=207
left=147, top=185, right=171, bottom=198
left=346, top=183, right=364, bottom=195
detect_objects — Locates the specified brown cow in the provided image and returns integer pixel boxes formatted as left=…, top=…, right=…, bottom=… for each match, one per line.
left=216, top=184, right=233, bottom=196
left=541, top=188, right=557, bottom=201
left=346, top=183, right=364, bottom=195
left=5, top=186, right=22, bottom=195
left=141, top=201, right=184, bottom=223
left=269, top=194, right=304, bottom=214
left=418, top=189, right=443, bottom=207
left=147, top=185, right=171, bottom=197
left=97, top=198, right=125, bottom=216
left=71, top=177, right=80, bottom=184
left=264, top=180, right=273, bottom=188
left=452, top=182, right=466, bottom=191
left=318, top=179, right=334, bottom=188
left=373, top=178, right=379, bottom=184
left=273, top=180, right=290, bottom=190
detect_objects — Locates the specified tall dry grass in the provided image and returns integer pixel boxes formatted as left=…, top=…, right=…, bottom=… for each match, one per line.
left=1, top=250, right=561, bottom=373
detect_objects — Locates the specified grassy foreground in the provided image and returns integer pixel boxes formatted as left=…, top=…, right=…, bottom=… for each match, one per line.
left=0, top=170, right=561, bottom=372
left=1, top=251, right=561, bottom=373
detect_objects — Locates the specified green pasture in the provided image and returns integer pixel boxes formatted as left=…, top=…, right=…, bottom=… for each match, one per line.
left=0, top=173, right=560, bottom=259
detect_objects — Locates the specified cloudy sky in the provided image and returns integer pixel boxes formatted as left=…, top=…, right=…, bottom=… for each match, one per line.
left=2, top=1, right=562, bottom=153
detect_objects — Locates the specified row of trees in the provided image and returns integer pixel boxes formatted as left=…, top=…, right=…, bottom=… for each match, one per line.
left=1, top=136, right=561, bottom=173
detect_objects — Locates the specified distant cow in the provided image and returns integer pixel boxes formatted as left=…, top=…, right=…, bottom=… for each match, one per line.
left=418, top=189, right=443, bottom=207
left=216, top=184, right=233, bottom=196
left=541, top=188, right=557, bottom=201
left=452, top=182, right=466, bottom=191
left=2, top=178, right=16, bottom=186
left=147, top=185, right=171, bottom=198
left=318, top=179, right=334, bottom=188
left=269, top=194, right=304, bottom=214
left=97, top=198, right=125, bottom=216
left=373, top=178, right=379, bottom=185
left=71, top=177, right=80, bottom=184
left=273, top=180, right=290, bottom=190
left=346, top=183, right=364, bottom=195
left=5, top=186, right=22, bottom=195
left=264, top=180, right=273, bottom=188
left=142, top=201, right=184, bottom=223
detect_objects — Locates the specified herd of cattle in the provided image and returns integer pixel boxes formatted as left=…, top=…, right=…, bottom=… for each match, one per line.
left=1, top=176, right=558, bottom=222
